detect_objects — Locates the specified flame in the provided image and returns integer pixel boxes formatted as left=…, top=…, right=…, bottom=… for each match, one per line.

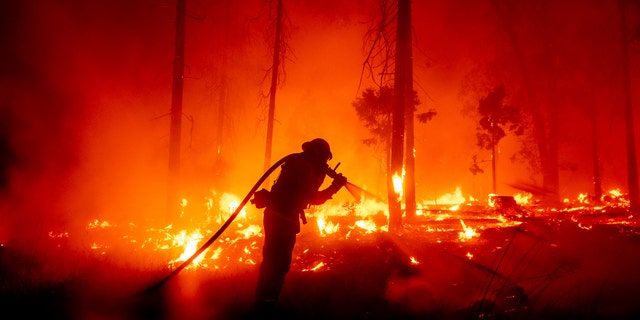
left=392, top=169, right=405, bottom=200
left=609, top=189, right=622, bottom=197
left=354, top=198, right=388, bottom=218
left=317, top=213, right=340, bottom=236
left=421, top=187, right=466, bottom=207
left=409, top=256, right=419, bottom=265
left=237, top=224, right=262, bottom=239
left=68, top=187, right=635, bottom=274
left=170, top=229, right=206, bottom=268
left=219, top=193, right=247, bottom=221
left=87, top=219, right=113, bottom=229
left=354, top=219, right=377, bottom=233
left=458, top=219, right=477, bottom=242
left=514, top=193, right=532, bottom=205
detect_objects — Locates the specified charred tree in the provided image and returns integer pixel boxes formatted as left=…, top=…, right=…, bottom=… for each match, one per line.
left=618, top=0, right=640, bottom=212
left=167, top=0, right=186, bottom=220
left=263, top=0, right=284, bottom=185
left=388, top=0, right=411, bottom=231
left=360, top=0, right=400, bottom=231
left=360, top=0, right=433, bottom=230
left=399, top=0, right=417, bottom=221
left=590, top=102, right=602, bottom=203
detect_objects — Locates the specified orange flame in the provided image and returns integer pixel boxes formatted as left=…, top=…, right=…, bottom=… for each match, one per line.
left=458, top=219, right=477, bottom=242
left=392, top=169, right=405, bottom=201
left=170, top=229, right=206, bottom=269
left=317, top=213, right=340, bottom=236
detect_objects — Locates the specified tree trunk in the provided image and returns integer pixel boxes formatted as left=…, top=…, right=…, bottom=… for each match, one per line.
left=389, top=0, right=410, bottom=232
left=403, top=0, right=417, bottom=220
left=168, top=0, right=186, bottom=221
left=618, top=0, right=640, bottom=212
left=214, top=0, right=232, bottom=188
left=591, top=101, right=602, bottom=203
left=491, top=134, right=497, bottom=194
left=264, top=0, right=283, bottom=186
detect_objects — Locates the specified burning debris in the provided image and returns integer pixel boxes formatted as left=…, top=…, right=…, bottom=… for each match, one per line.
left=47, top=188, right=638, bottom=275
left=3, top=188, right=640, bottom=319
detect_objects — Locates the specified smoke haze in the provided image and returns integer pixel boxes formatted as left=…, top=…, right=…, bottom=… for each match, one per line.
left=1, top=0, right=639, bottom=245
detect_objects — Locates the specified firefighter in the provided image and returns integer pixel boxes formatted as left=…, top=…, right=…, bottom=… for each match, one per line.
left=253, top=138, right=347, bottom=314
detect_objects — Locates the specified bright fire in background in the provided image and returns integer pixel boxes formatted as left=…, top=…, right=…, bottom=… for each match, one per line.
left=54, top=187, right=633, bottom=272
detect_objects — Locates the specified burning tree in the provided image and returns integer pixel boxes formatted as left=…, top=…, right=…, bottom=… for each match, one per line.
left=352, top=86, right=435, bottom=223
left=474, top=85, right=524, bottom=194
left=359, top=0, right=431, bottom=231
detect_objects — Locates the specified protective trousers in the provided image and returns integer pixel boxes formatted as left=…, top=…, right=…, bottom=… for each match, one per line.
left=254, top=208, right=298, bottom=303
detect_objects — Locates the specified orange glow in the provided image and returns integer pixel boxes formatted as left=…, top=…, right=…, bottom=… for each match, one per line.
left=68, top=190, right=630, bottom=273
left=169, top=229, right=206, bottom=269
left=236, top=224, right=262, bottom=239
left=458, top=219, right=477, bottom=242
left=514, top=193, right=532, bottom=205
left=392, top=169, right=405, bottom=201
left=354, top=219, right=377, bottom=233
left=316, top=213, right=340, bottom=236
left=302, top=261, right=326, bottom=272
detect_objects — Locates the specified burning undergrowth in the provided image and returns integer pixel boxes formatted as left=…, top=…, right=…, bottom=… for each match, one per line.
left=2, top=190, right=640, bottom=319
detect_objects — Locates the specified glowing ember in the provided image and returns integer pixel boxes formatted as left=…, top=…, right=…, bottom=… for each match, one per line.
left=458, top=219, right=477, bottom=241
left=87, top=219, right=113, bottom=229
left=302, top=261, right=326, bottom=272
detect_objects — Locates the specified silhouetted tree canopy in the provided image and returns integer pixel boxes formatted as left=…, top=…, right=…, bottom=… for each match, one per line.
left=476, top=85, right=523, bottom=150
left=353, top=85, right=435, bottom=148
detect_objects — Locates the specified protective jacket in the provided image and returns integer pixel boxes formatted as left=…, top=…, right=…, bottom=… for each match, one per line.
left=266, top=152, right=341, bottom=233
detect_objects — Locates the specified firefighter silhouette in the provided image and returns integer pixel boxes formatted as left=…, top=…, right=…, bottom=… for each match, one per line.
left=253, top=138, right=347, bottom=312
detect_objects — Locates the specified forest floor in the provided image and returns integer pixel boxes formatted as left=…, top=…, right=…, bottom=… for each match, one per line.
left=2, top=207, right=640, bottom=319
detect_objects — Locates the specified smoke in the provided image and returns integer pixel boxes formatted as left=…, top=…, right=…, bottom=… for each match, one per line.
left=1, top=0, right=639, bottom=253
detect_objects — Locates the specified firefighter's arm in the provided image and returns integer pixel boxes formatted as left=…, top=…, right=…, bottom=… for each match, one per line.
left=310, top=173, right=347, bottom=205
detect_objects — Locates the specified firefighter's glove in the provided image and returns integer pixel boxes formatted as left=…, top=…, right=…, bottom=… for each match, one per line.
left=329, top=173, right=347, bottom=193
left=251, top=188, right=271, bottom=209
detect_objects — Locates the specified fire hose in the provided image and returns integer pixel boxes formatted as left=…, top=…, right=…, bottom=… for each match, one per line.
left=142, top=153, right=297, bottom=294
left=142, top=153, right=363, bottom=294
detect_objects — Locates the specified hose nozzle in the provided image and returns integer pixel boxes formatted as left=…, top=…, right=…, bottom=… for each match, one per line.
left=326, top=162, right=341, bottom=178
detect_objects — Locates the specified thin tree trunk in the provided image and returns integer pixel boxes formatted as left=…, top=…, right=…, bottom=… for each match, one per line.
left=264, top=0, right=283, bottom=186
left=591, top=102, right=602, bottom=203
left=214, top=0, right=231, bottom=186
left=168, top=0, right=186, bottom=221
left=491, top=134, right=497, bottom=194
left=618, top=0, right=639, bottom=212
